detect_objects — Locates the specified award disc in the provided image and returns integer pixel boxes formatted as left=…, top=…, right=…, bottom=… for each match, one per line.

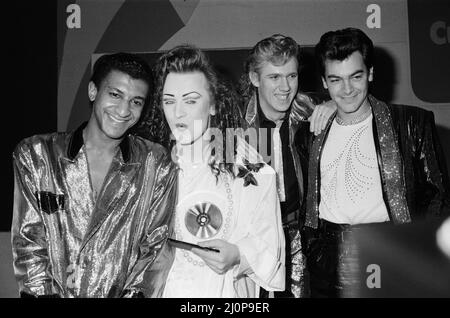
left=185, top=202, right=223, bottom=239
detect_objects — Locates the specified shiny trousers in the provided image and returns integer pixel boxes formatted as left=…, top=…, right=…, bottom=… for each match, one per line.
left=304, top=219, right=363, bottom=298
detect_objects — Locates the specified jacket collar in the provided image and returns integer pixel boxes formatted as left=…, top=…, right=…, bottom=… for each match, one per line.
left=244, top=93, right=258, bottom=126
left=244, top=92, right=289, bottom=126
left=67, top=121, right=131, bottom=163
left=368, top=95, right=411, bottom=224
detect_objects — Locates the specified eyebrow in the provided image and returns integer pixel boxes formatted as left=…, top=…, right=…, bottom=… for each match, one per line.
left=163, top=92, right=201, bottom=98
left=327, top=70, right=364, bottom=79
left=182, top=91, right=201, bottom=98
left=265, top=71, right=297, bottom=76
left=107, top=85, right=123, bottom=93
left=108, top=86, right=146, bottom=100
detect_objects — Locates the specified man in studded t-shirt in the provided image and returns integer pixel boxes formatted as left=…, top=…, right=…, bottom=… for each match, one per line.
left=302, top=27, right=450, bottom=298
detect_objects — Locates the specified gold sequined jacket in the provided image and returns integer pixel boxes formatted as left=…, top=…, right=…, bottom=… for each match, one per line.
left=11, top=122, right=178, bottom=297
left=305, top=95, right=450, bottom=229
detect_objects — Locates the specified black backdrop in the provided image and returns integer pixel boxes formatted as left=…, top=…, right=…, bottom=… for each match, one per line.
left=3, top=1, right=57, bottom=231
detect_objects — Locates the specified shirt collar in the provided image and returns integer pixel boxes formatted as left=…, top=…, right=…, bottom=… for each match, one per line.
left=67, top=121, right=131, bottom=163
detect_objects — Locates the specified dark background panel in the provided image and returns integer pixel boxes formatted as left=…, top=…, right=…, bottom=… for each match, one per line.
left=408, top=0, right=450, bottom=103
left=353, top=218, right=450, bottom=297
left=3, top=1, right=57, bottom=231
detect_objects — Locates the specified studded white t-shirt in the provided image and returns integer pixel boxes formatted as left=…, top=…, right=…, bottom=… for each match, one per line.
left=319, top=113, right=390, bottom=225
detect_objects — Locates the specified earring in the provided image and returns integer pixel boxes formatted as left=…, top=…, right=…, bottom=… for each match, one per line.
left=209, top=114, right=217, bottom=128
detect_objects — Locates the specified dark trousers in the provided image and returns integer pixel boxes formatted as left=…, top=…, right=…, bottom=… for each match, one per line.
left=303, top=219, right=372, bottom=298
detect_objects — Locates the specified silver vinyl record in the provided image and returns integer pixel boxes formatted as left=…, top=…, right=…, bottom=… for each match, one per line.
left=185, top=202, right=223, bottom=239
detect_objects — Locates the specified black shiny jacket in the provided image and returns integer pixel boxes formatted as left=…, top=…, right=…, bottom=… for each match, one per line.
left=304, top=95, right=450, bottom=229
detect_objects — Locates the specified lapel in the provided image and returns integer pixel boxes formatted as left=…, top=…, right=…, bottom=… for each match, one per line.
left=80, top=154, right=141, bottom=251
left=288, top=115, right=302, bottom=200
left=288, top=112, right=306, bottom=205
left=59, top=122, right=94, bottom=235
left=369, top=95, right=411, bottom=224
left=244, top=93, right=259, bottom=128
left=305, top=111, right=336, bottom=229
left=244, top=93, right=265, bottom=156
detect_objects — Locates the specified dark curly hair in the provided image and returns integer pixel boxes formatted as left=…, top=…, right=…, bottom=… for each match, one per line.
left=137, top=44, right=242, bottom=178
left=238, top=34, right=300, bottom=103
left=315, top=27, right=374, bottom=77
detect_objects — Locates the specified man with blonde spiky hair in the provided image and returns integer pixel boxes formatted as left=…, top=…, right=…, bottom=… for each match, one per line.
left=240, top=34, right=335, bottom=298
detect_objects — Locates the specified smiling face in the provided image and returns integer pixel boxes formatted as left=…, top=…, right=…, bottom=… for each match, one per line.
left=250, top=57, right=298, bottom=122
left=162, top=71, right=215, bottom=145
left=322, top=51, right=373, bottom=120
left=88, top=70, right=148, bottom=141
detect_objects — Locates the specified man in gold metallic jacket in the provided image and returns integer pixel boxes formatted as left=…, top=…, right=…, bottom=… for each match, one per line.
left=11, top=53, right=177, bottom=297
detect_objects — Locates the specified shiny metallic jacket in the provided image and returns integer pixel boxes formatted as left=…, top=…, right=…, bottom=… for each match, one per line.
left=242, top=92, right=326, bottom=298
left=11, top=123, right=178, bottom=297
left=305, top=95, right=450, bottom=229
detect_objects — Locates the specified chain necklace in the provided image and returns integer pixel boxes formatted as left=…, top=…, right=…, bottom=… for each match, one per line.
left=336, top=106, right=372, bottom=126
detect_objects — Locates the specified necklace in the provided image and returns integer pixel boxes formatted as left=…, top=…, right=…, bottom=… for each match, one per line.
left=175, top=173, right=234, bottom=267
left=336, top=107, right=372, bottom=126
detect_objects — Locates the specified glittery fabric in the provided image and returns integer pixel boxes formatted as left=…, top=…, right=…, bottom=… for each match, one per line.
left=11, top=122, right=178, bottom=297
left=305, top=94, right=450, bottom=228
left=305, top=111, right=336, bottom=229
left=286, top=224, right=309, bottom=298
left=374, top=97, right=450, bottom=219
left=369, top=95, right=410, bottom=224
left=243, top=92, right=324, bottom=297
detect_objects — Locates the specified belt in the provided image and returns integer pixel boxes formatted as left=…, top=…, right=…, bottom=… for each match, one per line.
left=318, top=219, right=386, bottom=243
